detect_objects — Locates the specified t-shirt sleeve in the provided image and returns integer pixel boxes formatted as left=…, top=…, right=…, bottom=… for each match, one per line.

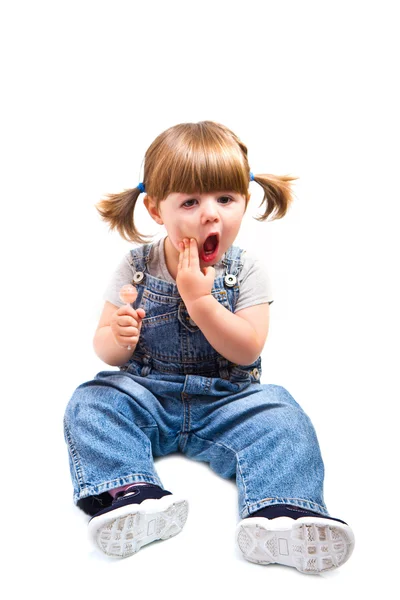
left=102, top=252, right=134, bottom=308
left=235, top=250, right=274, bottom=313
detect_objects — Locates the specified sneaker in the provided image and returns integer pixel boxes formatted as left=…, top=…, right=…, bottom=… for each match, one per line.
left=88, top=484, right=189, bottom=558
left=236, top=516, right=355, bottom=574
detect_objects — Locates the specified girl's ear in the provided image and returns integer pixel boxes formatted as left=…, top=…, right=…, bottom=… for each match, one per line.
left=144, top=196, right=164, bottom=225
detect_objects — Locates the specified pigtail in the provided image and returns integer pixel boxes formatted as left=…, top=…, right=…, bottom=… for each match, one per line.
left=252, top=173, right=297, bottom=221
left=95, top=187, right=153, bottom=244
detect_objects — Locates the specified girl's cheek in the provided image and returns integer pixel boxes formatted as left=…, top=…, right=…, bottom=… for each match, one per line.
left=175, top=231, right=191, bottom=247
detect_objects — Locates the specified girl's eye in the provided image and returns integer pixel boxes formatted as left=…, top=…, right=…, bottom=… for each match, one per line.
left=182, top=196, right=232, bottom=208
left=182, top=199, right=197, bottom=208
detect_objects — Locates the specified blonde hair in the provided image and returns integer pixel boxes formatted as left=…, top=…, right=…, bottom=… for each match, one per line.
left=95, top=120, right=297, bottom=244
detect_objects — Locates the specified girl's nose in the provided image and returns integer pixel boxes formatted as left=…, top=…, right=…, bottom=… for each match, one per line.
left=200, top=198, right=219, bottom=224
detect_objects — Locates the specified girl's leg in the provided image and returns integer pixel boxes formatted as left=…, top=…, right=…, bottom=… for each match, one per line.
left=185, top=382, right=328, bottom=518
left=63, top=372, right=188, bottom=558
left=183, top=379, right=354, bottom=573
left=63, top=372, right=182, bottom=515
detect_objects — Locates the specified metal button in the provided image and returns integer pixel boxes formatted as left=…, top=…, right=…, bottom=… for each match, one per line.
left=252, top=368, right=260, bottom=380
left=224, top=274, right=237, bottom=287
left=132, top=271, right=144, bottom=284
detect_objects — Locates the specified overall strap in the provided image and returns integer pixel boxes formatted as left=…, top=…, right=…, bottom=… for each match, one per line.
left=221, top=244, right=245, bottom=288
left=129, top=242, right=153, bottom=284
left=217, top=244, right=246, bottom=379
left=127, top=243, right=154, bottom=376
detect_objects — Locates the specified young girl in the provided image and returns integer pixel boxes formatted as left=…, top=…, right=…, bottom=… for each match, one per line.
left=64, top=120, right=354, bottom=574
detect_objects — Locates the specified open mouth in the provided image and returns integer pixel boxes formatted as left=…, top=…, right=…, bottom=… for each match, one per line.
left=200, top=234, right=220, bottom=262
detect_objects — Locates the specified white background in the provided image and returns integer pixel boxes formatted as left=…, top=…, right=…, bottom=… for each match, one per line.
left=1, top=0, right=398, bottom=596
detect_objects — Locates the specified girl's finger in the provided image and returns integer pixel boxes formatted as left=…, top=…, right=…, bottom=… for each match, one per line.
left=119, top=327, right=139, bottom=337
left=118, top=305, right=136, bottom=317
left=182, top=238, right=189, bottom=268
left=117, top=315, right=136, bottom=327
left=178, top=241, right=184, bottom=270
left=189, top=238, right=200, bottom=269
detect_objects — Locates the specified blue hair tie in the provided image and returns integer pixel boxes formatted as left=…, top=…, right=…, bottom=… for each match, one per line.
left=137, top=182, right=146, bottom=193
left=250, top=172, right=255, bottom=181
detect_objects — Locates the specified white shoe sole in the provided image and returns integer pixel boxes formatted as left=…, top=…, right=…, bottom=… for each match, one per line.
left=88, top=495, right=189, bottom=558
left=236, top=516, right=355, bottom=574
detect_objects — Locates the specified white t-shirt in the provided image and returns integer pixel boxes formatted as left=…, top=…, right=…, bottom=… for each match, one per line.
left=103, top=236, right=274, bottom=312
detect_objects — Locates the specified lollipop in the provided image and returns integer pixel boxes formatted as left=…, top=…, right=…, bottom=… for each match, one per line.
left=119, top=284, right=138, bottom=350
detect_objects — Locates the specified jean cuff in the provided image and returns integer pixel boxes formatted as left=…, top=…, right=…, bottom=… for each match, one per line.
left=73, top=473, right=164, bottom=504
left=241, top=497, right=330, bottom=520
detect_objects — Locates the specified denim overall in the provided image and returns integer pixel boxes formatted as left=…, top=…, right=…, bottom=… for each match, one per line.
left=64, top=243, right=329, bottom=519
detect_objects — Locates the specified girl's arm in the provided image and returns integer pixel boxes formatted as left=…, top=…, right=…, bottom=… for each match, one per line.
left=187, top=297, right=269, bottom=365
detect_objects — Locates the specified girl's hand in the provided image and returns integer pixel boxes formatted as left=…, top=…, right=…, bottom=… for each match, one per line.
left=176, top=238, right=215, bottom=308
left=110, top=304, right=146, bottom=350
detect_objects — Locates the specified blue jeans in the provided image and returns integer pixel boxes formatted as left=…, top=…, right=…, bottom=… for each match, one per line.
left=64, top=365, right=330, bottom=519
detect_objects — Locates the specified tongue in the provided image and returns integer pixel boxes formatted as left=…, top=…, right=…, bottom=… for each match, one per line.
left=204, top=236, right=217, bottom=253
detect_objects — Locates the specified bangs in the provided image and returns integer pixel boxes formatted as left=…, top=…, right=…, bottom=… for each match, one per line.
left=145, top=122, right=250, bottom=201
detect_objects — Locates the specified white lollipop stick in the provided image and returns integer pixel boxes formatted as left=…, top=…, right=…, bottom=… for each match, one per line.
left=119, top=284, right=138, bottom=350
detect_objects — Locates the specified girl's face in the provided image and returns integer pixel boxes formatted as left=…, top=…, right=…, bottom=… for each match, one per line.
left=145, top=191, right=248, bottom=268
